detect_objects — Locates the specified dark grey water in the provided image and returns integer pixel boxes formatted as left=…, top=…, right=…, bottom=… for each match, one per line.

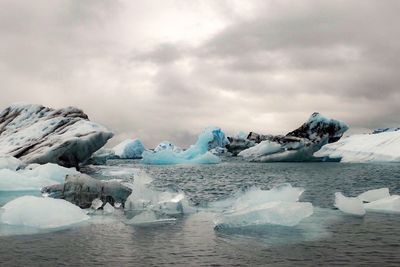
left=1, top=159, right=400, bottom=266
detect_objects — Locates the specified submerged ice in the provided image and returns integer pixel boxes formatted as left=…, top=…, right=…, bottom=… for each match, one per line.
left=142, top=127, right=227, bottom=165
left=213, top=184, right=313, bottom=228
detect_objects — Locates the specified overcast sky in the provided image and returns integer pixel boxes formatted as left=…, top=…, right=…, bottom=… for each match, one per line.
left=1, top=0, right=399, bottom=147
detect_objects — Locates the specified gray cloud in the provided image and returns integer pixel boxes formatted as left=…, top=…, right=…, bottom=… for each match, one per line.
left=1, top=0, right=400, bottom=148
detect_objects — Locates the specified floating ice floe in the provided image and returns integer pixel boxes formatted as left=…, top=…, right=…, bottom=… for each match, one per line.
left=364, top=195, right=400, bottom=214
left=358, top=188, right=390, bottom=203
left=142, top=127, right=228, bottom=165
left=112, top=138, right=145, bottom=159
left=213, top=184, right=313, bottom=227
left=0, top=196, right=89, bottom=229
left=0, top=162, right=79, bottom=191
left=315, top=130, right=400, bottom=162
left=334, top=188, right=400, bottom=215
left=238, top=113, right=348, bottom=162
left=126, top=211, right=176, bottom=225
left=334, top=192, right=365, bottom=216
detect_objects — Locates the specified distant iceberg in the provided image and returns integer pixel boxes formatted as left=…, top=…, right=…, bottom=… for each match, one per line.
left=0, top=196, right=89, bottom=229
left=238, top=113, right=348, bottom=162
left=154, top=141, right=182, bottom=153
left=213, top=184, right=313, bottom=228
left=142, top=127, right=228, bottom=165
left=315, top=130, right=400, bottom=162
left=112, top=138, right=145, bottom=159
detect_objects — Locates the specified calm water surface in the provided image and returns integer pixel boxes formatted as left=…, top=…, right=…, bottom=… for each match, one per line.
left=1, top=159, right=400, bottom=266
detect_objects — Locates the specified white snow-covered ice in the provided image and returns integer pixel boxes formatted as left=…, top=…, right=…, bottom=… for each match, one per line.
left=0, top=196, right=89, bottom=229
left=0, top=155, right=24, bottom=171
left=315, top=131, right=400, bottom=162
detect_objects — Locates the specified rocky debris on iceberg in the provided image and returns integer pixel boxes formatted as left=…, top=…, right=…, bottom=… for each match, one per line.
left=42, top=173, right=132, bottom=209
left=0, top=103, right=113, bottom=168
left=226, top=132, right=256, bottom=156
left=0, top=196, right=89, bottom=229
left=142, top=127, right=228, bottom=165
left=213, top=183, right=313, bottom=228
left=111, top=138, right=145, bottom=159
left=238, top=112, right=348, bottom=162
left=334, top=188, right=400, bottom=215
left=0, top=159, right=79, bottom=191
left=372, top=127, right=400, bottom=134
left=314, top=130, right=400, bottom=163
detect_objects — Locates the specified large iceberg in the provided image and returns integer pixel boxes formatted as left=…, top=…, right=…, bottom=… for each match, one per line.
left=238, top=113, right=348, bottom=162
left=112, top=139, right=145, bottom=159
left=0, top=196, right=89, bottom=229
left=0, top=103, right=113, bottom=168
left=315, top=130, right=400, bottom=163
left=0, top=162, right=79, bottom=191
left=213, top=184, right=313, bottom=228
left=142, top=127, right=228, bottom=165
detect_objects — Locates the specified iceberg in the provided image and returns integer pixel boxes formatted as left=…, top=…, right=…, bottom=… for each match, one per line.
left=238, top=113, right=348, bottom=162
left=0, top=196, right=89, bottom=229
left=125, top=211, right=176, bottom=225
left=142, top=127, right=227, bottom=165
left=364, top=195, right=400, bottom=214
left=0, top=163, right=79, bottom=191
left=112, top=139, right=145, bottom=159
left=358, top=188, right=390, bottom=203
left=0, top=103, right=113, bottom=168
left=334, top=192, right=365, bottom=216
left=213, top=184, right=313, bottom=227
left=314, top=130, right=400, bottom=162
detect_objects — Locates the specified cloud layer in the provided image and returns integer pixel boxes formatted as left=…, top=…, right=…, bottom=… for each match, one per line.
left=1, top=0, right=399, bottom=147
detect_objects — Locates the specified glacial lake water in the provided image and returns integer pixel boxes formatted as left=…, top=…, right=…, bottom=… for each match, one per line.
left=1, top=158, right=400, bottom=266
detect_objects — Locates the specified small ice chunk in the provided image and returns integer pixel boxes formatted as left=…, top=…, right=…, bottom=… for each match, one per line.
left=358, top=188, right=390, bottom=203
left=103, top=202, right=115, bottom=214
left=334, top=192, right=365, bottom=216
left=114, top=202, right=122, bottom=209
left=0, top=196, right=89, bottom=229
left=91, top=198, right=103, bottom=210
left=0, top=155, right=23, bottom=171
left=364, top=195, right=400, bottom=213
left=216, top=201, right=313, bottom=227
